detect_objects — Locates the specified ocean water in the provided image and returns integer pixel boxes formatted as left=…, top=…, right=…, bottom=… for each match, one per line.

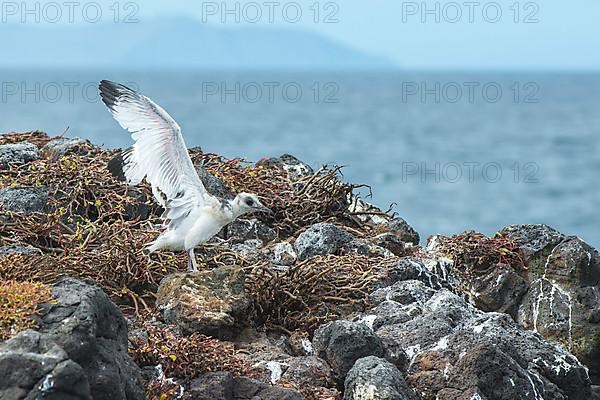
left=1, top=70, right=599, bottom=248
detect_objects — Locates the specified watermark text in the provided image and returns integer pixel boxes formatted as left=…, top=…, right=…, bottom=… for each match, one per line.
left=200, top=1, right=339, bottom=24
left=0, top=2, right=139, bottom=23
left=202, top=81, right=340, bottom=103
left=402, top=162, right=540, bottom=183
left=402, top=81, right=539, bottom=103
left=401, top=2, right=540, bottom=23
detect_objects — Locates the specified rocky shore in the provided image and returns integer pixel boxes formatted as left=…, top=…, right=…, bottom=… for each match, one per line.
left=1, top=131, right=599, bottom=400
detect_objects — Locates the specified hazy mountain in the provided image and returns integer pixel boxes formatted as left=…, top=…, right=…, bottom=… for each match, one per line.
left=0, top=18, right=393, bottom=69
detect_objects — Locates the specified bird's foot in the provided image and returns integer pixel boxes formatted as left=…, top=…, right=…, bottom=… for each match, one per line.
left=187, top=263, right=198, bottom=273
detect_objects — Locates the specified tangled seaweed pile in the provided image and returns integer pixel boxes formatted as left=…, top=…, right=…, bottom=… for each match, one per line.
left=247, top=254, right=394, bottom=334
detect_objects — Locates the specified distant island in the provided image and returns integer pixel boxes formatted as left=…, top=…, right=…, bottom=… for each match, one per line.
left=0, top=17, right=393, bottom=69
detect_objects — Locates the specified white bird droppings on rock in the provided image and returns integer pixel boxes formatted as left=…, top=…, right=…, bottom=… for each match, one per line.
left=40, top=374, right=54, bottom=392
left=265, top=361, right=286, bottom=384
left=301, top=338, right=313, bottom=354
left=358, top=315, right=377, bottom=330
left=352, top=384, right=380, bottom=400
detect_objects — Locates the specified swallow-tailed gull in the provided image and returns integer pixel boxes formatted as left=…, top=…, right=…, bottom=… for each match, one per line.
left=99, top=80, right=272, bottom=271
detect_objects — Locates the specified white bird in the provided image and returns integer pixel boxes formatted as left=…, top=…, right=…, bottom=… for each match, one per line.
left=99, top=80, right=272, bottom=272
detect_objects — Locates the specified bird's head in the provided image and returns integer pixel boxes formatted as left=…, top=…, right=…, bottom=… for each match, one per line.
left=231, top=193, right=273, bottom=218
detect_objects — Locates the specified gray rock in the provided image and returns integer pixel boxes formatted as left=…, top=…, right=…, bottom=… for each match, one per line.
left=231, top=239, right=267, bottom=264
left=41, top=137, right=91, bottom=160
left=385, top=257, right=445, bottom=290
left=371, top=280, right=436, bottom=307
left=190, top=372, right=304, bottom=400
left=0, top=141, right=39, bottom=166
left=0, top=278, right=144, bottom=400
left=464, top=264, right=529, bottom=319
left=368, top=284, right=595, bottom=400
left=221, top=218, right=277, bottom=243
left=489, top=225, right=600, bottom=384
left=538, top=235, right=600, bottom=287
left=234, top=331, right=334, bottom=391
left=344, top=356, right=417, bottom=400
left=444, top=314, right=589, bottom=400
left=282, top=356, right=335, bottom=388
left=345, top=239, right=393, bottom=258
left=257, top=154, right=314, bottom=179
left=516, top=235, right=600, bottom=383
left=156, top=267, right=250, bottom=339
left=499, top=224, right=565, bottom=267
left=313, top=320, right=385, bottom=380
left=268, top=242, right=298, bottom=266
left=374, top=233, right=407, bottom=256
left=286, top=331, right=314, bottom=356
left=0, top=186, right=48, bottom=214
left=41, top=278, right=144, bottom=400
left=107, top=152, right=127, bottom=181
left=294, top=223, right=354, bottom=260
left=386, top=217, right=420, bottom=245
left=190, top=371, right=234, bottom=400
left=233, top=376, right=304, bottom=400
left=375, top=291, right=466, bottom=369
left=234, top=329, right=293, bottom=383
left=423, top=225, right=600, bottom=385
left=354, top=304, right=415, bottom=371
left=0, top=330, right=91, bottom=400
left=447, top=342, right=563, bottom=400
left=0, top=243, right=42, bottom=258
left=361, top=301, right=420, bottom=334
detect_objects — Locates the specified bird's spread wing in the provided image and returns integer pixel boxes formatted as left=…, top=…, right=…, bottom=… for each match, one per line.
left=99, top=80, right=214, bottom=222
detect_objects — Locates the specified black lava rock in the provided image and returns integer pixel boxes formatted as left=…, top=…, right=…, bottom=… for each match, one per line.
left=190, top=371, right=303, bottom=400
left=0, top=278, right=145, bottom=400
left=313, top=320, right=385, bottom=381
left=344, top=356, right=417, bottom=400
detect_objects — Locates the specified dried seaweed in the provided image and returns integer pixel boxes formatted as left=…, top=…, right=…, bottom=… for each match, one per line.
left=246, top=255, right=393, bottom=334
left=130, top=322, right=256, bottom=381
left=0, top=131, right=56, bottom=147
left=0, top=280, right=54, bottom=340
left=436, top=231, right=527, bottom=275
left=0, top=132, right=371, bottom=316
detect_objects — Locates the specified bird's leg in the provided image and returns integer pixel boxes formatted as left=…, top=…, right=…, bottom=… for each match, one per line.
left=187, top=248, right=199, bottom=272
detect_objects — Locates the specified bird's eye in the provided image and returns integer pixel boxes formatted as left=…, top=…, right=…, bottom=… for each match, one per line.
left=245, top=199, right=254, bottom=206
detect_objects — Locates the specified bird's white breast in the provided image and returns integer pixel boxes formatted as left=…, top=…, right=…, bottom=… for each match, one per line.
left=182, top=203, right=233, bottom=250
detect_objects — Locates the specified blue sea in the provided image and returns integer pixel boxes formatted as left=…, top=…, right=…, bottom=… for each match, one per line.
left=1, top=70, right=599, bottom=248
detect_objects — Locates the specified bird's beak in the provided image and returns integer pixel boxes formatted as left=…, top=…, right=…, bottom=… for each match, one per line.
left=255, top=205, right=274, bottom=215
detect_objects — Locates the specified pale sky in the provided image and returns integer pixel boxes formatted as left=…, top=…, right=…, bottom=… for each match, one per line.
left=5, top=0, right=600, bottom=69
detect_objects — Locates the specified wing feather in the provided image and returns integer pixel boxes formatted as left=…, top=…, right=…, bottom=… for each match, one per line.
left=99, top=80, right=213, bottom=219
